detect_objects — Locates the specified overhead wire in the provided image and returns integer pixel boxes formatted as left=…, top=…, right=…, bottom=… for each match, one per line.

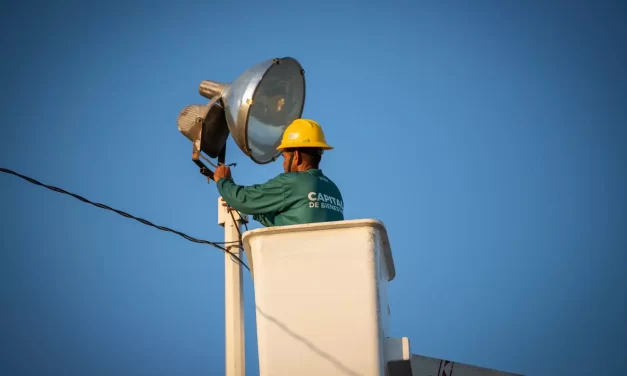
left=0, top=167, right=250, bottom=271
left=212, top=158, right=249, bottom=262
left=228, top=208, right=249, bottom=266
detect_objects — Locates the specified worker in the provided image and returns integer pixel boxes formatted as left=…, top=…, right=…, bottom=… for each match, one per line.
left=213, top=119, right=344, bottom=227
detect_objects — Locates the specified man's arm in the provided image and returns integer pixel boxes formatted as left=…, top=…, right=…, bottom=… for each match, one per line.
left=252, top=213, right=276, bottom=227
left=216, top=175, right=286, bottom=215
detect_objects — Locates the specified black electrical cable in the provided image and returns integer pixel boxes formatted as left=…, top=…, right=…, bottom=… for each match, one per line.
left=230, top=209, right=245, bottom=243
left=0, top=167, right=250, bottom=271
left=227, top=208, right=249, bottom=267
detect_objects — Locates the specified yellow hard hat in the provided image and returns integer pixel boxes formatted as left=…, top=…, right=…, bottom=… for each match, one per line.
left=276, top=119, right=333, bottom=151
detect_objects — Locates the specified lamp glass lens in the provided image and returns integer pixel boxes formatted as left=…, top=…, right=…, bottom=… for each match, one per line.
left=247, top=60, right=304, bottom=163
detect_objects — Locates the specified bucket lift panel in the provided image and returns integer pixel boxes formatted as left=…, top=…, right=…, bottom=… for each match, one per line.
left=243, top=219, right=396, bottom=376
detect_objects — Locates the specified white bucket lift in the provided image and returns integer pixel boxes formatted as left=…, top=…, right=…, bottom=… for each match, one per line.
left=242, top=219, right=406, bottom=376
left=241, top=219, right=522, bottom=376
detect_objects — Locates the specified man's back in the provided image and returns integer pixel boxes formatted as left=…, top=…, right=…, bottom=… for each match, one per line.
left=271, top=169, right=344, bottom=226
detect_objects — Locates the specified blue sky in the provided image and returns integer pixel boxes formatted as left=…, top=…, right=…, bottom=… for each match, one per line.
left=1, top=1, right=626, bottom=375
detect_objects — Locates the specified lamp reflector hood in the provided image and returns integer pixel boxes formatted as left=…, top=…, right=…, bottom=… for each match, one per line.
left=199, top=57, right=306, bottom=164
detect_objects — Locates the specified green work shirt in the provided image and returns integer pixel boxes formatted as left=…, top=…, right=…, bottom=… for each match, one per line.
left=216, top=169, right=344, bottom=227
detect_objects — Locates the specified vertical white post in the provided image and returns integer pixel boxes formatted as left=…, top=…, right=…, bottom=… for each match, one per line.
left=218, top=197, right=248, bottom=376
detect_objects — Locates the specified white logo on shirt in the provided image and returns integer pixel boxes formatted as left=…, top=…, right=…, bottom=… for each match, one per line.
left=308, top=191, right=343, bottom=214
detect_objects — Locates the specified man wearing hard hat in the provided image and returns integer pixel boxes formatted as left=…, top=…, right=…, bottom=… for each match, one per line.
left=213, top=119, right=344, bottom=227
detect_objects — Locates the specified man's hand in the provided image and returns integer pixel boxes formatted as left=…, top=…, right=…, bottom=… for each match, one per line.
left=213, top=165, right=232, bottom=183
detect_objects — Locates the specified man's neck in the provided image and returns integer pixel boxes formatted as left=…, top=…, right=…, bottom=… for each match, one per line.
left=295, top=164, right=317, bottom=172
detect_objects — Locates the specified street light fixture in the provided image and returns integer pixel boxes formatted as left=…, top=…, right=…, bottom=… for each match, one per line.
left=177, top=57, right=306, bottom=179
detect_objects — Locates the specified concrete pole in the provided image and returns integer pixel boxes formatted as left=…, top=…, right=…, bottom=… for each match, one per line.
left=218, top=197, right=248, bottom=376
